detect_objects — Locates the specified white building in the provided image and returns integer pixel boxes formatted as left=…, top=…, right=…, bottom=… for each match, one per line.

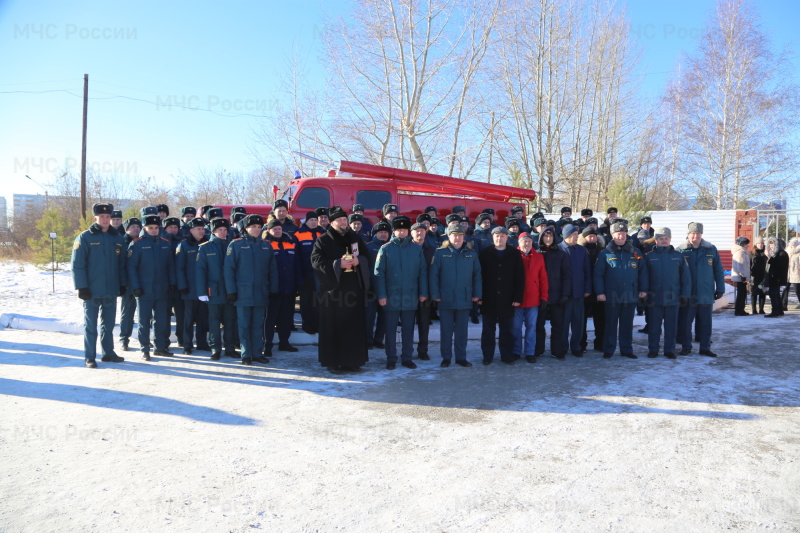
left=0, top=196, right=7, bottom=231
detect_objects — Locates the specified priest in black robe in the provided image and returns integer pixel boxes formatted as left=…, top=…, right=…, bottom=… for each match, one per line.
left=311, top=207, right=371, bottom=373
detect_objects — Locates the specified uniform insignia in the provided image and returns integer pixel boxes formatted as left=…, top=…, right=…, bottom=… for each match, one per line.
left=707, top=258, right=713, bottom=265
left=227, top=248, right=232, bottom=255
left=116, top=249, right=120, bottom=256
left=73, top=241, right=80, bottom=250
left=127, top=249, right=133, bottom=257
left=631, top=261, right=637, bottom=269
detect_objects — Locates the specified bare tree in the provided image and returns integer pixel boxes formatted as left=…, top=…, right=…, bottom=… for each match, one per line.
left=663, top=0, right=800, bottom=209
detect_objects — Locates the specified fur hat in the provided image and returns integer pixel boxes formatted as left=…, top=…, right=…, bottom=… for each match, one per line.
left=329, top=207, right=348, bottom=223
left=476, top=213, right=492, bottom=226
left=123, top=217, right=141, bottom=231
left=156, top=204, right=169, bottom=215
left=111, top=210, right=122, bottom=219
left=210, top=217, right=230, bottom=231
left=382, top=203, right=399, bottom=215
left=373, top=221, right=391, bottom=234
left=392, top=216, right=411, bottom=231
left=445, top=223, right=464, bottom=236
left=610, top=221, right=628, bottom=234
left=187, top=217, right=206, bottom=229
left=348, top=214, right=364, bottom=224
left=243, top=214, right=265, bottom=228
left=580, top=208, right=593, bottom=217
left=735, top=236, right=750, bottom=246
left=93, top=203, right=113, bottom=216
left=143, top=215, right=161, bottom=227
left=687, top=222, right=703, bottom=234
left=180, top=206, right=197, bottom=217
left=266, top=218, right=283, bottom=230
left=655, top=227, right=671, bottom=239
left=162, top=216, right=180, bottom=228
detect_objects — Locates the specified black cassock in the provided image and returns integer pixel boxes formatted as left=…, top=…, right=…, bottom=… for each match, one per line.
left=311, top=227, right=371, bottom=369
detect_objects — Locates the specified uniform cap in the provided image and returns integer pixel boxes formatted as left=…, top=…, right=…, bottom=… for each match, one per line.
left=111, top=210, right=123, bottom=219
left=491, top=226, right=509, bottom=235
left=180, top=206, right=197, bottom=217
left=382, top=203, right=399, bottom=215
left=391, top=216, right=411, bottom=231
left=210, top=217, right=230, bottom=231
left=243, top=214, right=264, bottom=228
left=162, top=216, right=180, bottom=228
left=156, top=204, right=169, bottom=215
left=143, top=214, right=161, bottom=227
left=445, top=223, right=464, bottom=236
left=329, top=207, right=348, bottom=223
left=687, top=222, right=704, bottom=234
left=187, top=217, right=206, bottom=229
left=655, top=227, right=671, bottom=239
left=580, top=208, right=593, bottom=217
left=123, top=217, right=142, bottom=231
left=610, top=221, right=628, bottom=234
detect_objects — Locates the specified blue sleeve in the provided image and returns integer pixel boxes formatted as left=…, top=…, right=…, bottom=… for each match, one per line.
left=167, top=244, right=177, bottom=286
left=680, top=255, right=692, bottom=299
left=116, top=235, right=127, bottom=288
left=594, top=251, right=607, bottom=295
left=429, top=251, right=441, bottom=301
left=127, top=242, right=141, bottom=291
left=224, top=243, right=237, bottom=295
left=294, top=250, right=303, bottom=290
left=375, top=247, right=388, bottom=301
left=638, top=255, right=648, bottom=293
left=418, top=247, right=428, bottom=299
left=176, top=243, right=188, bottom=291
left=269, top=252, right=280, bottom=294
left=582, top=251, right=592, bottom=294
left=713, top=248, right=725, bottom=293
left=196, top=247, right=208, bottom=298
left=71, top=233, right=88, bottom=290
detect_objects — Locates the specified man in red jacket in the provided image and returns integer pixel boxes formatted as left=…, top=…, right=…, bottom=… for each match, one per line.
left=515, top=233, right=549, bottom=363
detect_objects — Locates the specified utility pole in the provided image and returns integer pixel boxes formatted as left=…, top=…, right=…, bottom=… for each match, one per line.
left=80, top=73, right=88, bottom=218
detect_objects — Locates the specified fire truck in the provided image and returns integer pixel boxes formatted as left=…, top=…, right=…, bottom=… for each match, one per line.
left=218, top=160, right=537, bottom=225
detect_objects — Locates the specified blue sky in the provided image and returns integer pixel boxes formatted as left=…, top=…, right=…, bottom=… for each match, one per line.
left=1, top=0, right=798, bottom=207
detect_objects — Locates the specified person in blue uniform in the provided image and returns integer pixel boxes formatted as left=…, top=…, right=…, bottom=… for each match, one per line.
left=375, top=216, right=428, bottom=369
left=119, top=217, right=142, bottom=352
left=675, top=222, right=725, bottom=356
left=593, top=220, right=648, bottom=359
left=262, top=219, right=302, bottom=356
left=644, top=227, right=691, bottom=359
left=365, top=221, right=391, bottom=349
left=178, top=206, right=197, bottom=240
left=411, top=221, right=436, bottom=361
left=176, top=217, right=209, bottom=355
left=196, top=217, right=238, bottom=360
left=71, top=203, right=127, bottom=368
left=558, top=224, right=592, bottom=357
left=127, top=214, right=177, bottom=360
left=162, top=216, right=188, bottom=350
left=224, top=214, right=279, bottom=365
left=110, top=209, right=124, bottom=233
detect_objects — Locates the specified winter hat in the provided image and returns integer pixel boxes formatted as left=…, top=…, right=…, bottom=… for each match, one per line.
left=200, top=205, right=214, bottom=217
left=416, top=213, right=432, bottom=224
left=156, top=204, right=169, bottom=215
left=231, top=212, right=246, bottom=224
left=655, top=227, right=671, bottom=239
left=581, top=227, right=597, bottom=237
left=373, top=221, right=391, bottom=234
left=562, top=224, right=580, bottom=239
left=111, top=210, right=123, bottom=219
left=532, top=217, right=547, bottom=228
left=93, top=203, right=113, bottom=216
left=606, top=207, right=618, bottom=215
left=452, top=205, right=466, bottom=214
left=424, top=205, right=438, bottom=214
left=243, top=214, right=265, bottom=228
left=640, top=216, right=653, bottom=225
left=266, top=218, right=283, bottom=230
left=580, top=208, right=593, bottom=217
left=430, top=217, right=441, bottom=227
left=482, top=208, right=495, bottom=215
left=561, top=206, right=572, bottom=214
left=445, top=223, right=464, bottom=236
left=505, top=217, right=520, bottom=229
left=231, top=206, right=247, bottom=215
left=352, top=203, right=365, bottom=212
left=687, top=222, right=704, bottom=234
left=518, top=232, right=533, bottom=241
left=210, top=217, right=230, bottom=231
left=392, top=216, right=411, bottom=231
left=273, top=199, right=289, bottom=210
left=314, top=207, right=329, bottom=218
left=445, top=213, right=461, bottom=224
left=491, top=226, right=509, bottom=235
left=382, top=203, right=399, bottom=215
left=180, top=206, right=197, bottom=217
left=329, top=207, right=348, bottom=223
left=305, top=211, right=318, bottom=221
left=187, top=217, right=206, bottom=229
left=140, top=206, right=158, bottom=218
left=162, top=216, right=181, bottom=228
left=476, top=213, right=492, bottom=226
left=123, top=217, right=142, bottom=231
left=585, top=217, right=599, bottom=226
left=410, top=222, right=424, bottom=231
left=143, top=215, right=161, bottom=227
left=736, top=236, right=750, bottom=246
left=348, top=214, right=364, bottom=224
left=207, top=207, right=224, bottom=220
left=511, top=205, right=525, bottom=215
left=610, top=221, right=628, bottom=234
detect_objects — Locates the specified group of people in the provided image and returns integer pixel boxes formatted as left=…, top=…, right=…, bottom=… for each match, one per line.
left=71, top=200, right=794, bottom=372
left=731, top=235, right=800, bottom=318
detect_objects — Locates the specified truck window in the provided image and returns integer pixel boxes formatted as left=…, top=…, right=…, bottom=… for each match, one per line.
left=295, top=187, right=330, bottom=208
left=356, top=190, right=392, bottom=210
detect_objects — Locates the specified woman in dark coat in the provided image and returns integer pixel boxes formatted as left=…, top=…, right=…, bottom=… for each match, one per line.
left=311, top=208, right=371, bottom=372
left=750, top=237, right=767, bottom=314
left=534, top=227, right=572, bottom=359
left=764, top=237, right=789, bottom=317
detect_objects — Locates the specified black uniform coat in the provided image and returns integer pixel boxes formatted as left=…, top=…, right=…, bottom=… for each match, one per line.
left=478, top=245, right=525, bottom=319
left=311, top=227, right=371, bottom=369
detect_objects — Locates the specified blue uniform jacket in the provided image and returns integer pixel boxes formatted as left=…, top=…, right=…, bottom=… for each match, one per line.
left=224, top=234, right=279, bottom=307
left=196, top=235, right=229, bottom=304
left=675, top=239, right=725, bottom=305
left=374, top=236, right=429, bottom=311
left=644, top=245, right=691, bottom=306
left=429, top=243, right=482, bottom=309
left=471, top=227, right=492, bottom=253
left=366, top=237, right=389, bottom=295
left=176, top=235, right=208, bottom=301
left=265, top=234, right=303, bottom=295
left=71, top=223, right=126, bottom=298
left=558, top=241, right=592, bottom=296
left=127, top=233, right=176, bottom=299
left=593, top=241, right=648, bottom=304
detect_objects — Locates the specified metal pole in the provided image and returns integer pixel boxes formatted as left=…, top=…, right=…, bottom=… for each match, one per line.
left=51, top=237, right=55, bottom=292
left=80, top=73, right=88, bottom=219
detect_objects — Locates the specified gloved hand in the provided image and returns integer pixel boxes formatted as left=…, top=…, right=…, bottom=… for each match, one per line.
left=133, top=288, right=144, bottom=298
left=119, top=286, right=126, bottom=297
left=558, top=295, right=569, bottom=306
left=713, top=291, right=724, bottom=300
left=180, top=288, right=189, bottom=295
left=226, top=293, right=238, bottom=303
left=198, top=295, right=209, bottom=302
left=168, top=285, right=177, bottom=295
left=78, top=288, right=92, bottom=301
left=679, top=297, right=690, bottom=307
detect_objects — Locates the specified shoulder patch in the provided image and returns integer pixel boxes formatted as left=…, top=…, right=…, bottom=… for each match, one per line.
left=73, top=241, right=80, bottom=250
left=227, top=247, right=233, bottom=255
left=127, top=249, right=133, bottom=257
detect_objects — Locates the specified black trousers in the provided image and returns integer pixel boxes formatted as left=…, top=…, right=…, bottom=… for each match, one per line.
left=535, top=302, right=566, bottom=357
left=734, top=281, right=748, bottom=314
left=750, top=285, right=766, bottom=314
left=416, top=298, right=432, bottom=357
left=768, top=284, right=784, bottom=315
left=581, top=298, right=605, bottom=351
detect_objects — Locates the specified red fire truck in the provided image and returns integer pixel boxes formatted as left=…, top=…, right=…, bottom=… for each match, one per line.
left=218, top=160, right=537, bottom=225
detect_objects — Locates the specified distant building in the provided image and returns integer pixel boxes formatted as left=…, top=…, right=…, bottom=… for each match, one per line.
left=9, top=194, right=134, bottom=227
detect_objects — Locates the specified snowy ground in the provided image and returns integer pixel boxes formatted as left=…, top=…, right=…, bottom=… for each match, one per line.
left=1, top=260, right=799, bottom=532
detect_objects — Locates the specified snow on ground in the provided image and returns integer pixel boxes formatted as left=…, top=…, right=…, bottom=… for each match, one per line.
left=1, top=260, right=799, bottom=532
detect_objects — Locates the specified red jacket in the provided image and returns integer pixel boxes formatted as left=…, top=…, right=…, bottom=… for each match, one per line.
left=519, top=249, right=549, bottom=307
